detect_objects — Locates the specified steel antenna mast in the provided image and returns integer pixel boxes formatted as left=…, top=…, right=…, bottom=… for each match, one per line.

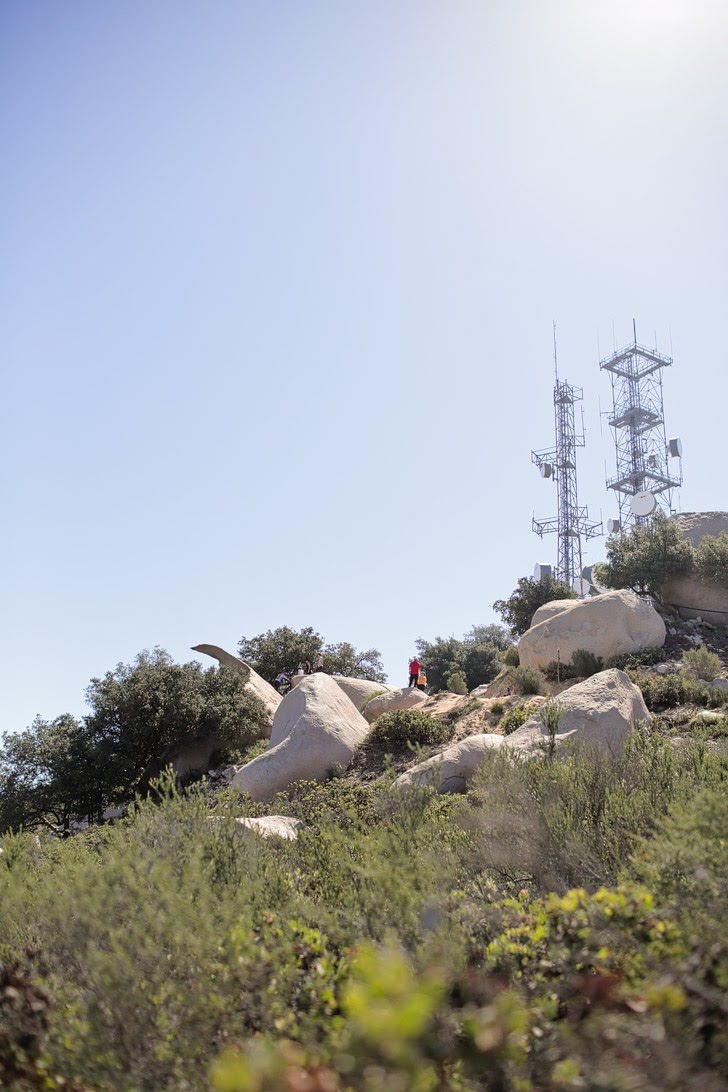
left=600, top=321, right=683, bottom=532
left=532, top=324, right=602, bottom=590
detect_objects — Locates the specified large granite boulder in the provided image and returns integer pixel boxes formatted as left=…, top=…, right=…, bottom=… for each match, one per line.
left=211, top=815, right=303, bottom=841
left=505, top=668, right=649, bottom=755
left=393, top=734, right=506, bottom=793
left=191, top=644, right=281, bottom=728
left=394, top=669, right=648, bottom=793
left=518, top=590, right=665, bottom=670
left=662, top=573, right=728, bottom=624
left=363, top=686, right=428, bottom=724
left=332, top=676, right=393, bottom=711
left=231, top=673, right=369, bottom=801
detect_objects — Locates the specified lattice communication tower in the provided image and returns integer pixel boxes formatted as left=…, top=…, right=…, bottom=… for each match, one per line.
left=532, top=332, right=602, bottom=590
left=600, top=323, right=683, bottom=532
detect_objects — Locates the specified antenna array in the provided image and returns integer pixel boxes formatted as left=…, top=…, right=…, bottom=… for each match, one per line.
left=600, top=324, right=682, bottom=531
left=531, top=337, right=602, bottom=589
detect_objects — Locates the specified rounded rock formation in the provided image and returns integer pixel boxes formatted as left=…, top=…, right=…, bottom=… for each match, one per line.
left=518, top=590, right=665, bottom=671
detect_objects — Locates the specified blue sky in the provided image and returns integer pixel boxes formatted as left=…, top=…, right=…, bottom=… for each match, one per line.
left=1, top=0, right=726, bottom=735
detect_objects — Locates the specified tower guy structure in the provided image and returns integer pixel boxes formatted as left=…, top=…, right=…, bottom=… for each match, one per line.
left=532, top=330, right=602, bottom=590
left=600, top=323, right=683, bottom=531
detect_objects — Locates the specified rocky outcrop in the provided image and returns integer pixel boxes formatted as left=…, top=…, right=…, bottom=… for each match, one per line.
left=231, top=674, right=369, bottom=801
left=363, top=687, right=428, bottom=724
left=332, top=676, right=393, bottom=711
left=672, top=512, right=728, bottom=547
left=662, top=573, right=728, bottom=624
left=394, top=669, right=648, bottom=793
left=505, top=668, right=649, bottom=754
left=191, top=644, right=281, bottom=727
left=518, top=590, right=665, bottom=670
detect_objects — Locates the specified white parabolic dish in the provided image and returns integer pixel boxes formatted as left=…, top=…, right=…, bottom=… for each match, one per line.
left=631, top=491, right=657, bottom=517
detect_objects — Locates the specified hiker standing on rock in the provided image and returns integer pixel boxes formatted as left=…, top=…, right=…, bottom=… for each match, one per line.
left=315, top=653, right=325, bottom=672
left=408, top=656, right=420, bottom=688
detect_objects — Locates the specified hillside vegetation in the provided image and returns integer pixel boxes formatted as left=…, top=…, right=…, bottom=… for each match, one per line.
left=2, top=534, right=728, bottom=1091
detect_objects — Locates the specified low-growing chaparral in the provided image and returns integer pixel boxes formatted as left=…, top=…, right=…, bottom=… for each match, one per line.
left=2, top=514, right=728, bottom=1091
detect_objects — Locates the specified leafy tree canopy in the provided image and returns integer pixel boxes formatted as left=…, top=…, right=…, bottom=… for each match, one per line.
left=0, top=714, right=101, bottom=836
left=0, top=649, right=267, bottom=835
left=593, top=512, right=694, bottom=600
left=493, top=576, right=577, bottom=636
left=238, top=627, right=386, bottom=683
left=415, top=624, right=512, bottom=693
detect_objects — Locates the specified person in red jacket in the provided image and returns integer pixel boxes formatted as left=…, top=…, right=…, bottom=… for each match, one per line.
left=408, top=657, right=420, bottom=688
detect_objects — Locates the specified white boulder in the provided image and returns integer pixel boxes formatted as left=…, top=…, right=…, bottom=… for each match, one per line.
left=393, top=734, right=506, bottom=793
left=504, top=668, right=649, bottom=755
left=231, top=673, right=369, bottom=801
left=394, top=669, right=648, bottom=793
left=363, top=686, right=428, bottom=724
left=332, top=676, right=393, bottom=711
left=518, top=590, right=665, bottom=671
left=215, top=815, right=303, bottom=841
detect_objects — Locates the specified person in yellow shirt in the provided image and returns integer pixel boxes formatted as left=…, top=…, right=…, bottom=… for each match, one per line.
left=417, top=667, right=428, bottom=692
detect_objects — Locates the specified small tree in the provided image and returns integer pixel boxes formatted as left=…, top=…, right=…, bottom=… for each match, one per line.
left=415, top=624, right=510, bottom=693
left=694, top=533, right=728, bottom=589
left=594, top=512, right=694, bottom=601
left=84, top=649, right=267, bottom=804
left=0, top=714, right=102, bottom=836
left=493, top=576, right=577, bottom=636
left=238, top=626, right=386, bottom=682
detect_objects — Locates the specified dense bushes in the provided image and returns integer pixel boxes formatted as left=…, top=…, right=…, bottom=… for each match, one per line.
left=415, top=624, right=512, bottom=693
left=0, top=731, right=725, bottom=1089
left=0, top=735, right=724, bottom=1090
left=365, top=709, right=454, bottom=754
left=629, top=669, right=728, bottom=711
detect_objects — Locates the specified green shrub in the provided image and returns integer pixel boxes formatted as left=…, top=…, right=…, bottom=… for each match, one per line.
left=694, top=532, right=728, bottom=588
left=502, top=646, right=520, bottom=667
left=542, top=659, right=575, bottom=682
left=608, top=646, right=666, bottom=670
left=498, top=704, right=532, bottom=735
left=628, top=669, right=728, bottom=711
left=511, top=665, right=543, bottom=695
left=682, top=646, right=723, bottom=682
left=446, top=670, right=468, bottom=695
left=570, top=648, right=604, bottom=677
left=489, top=701, right=505, bottom=718
left=365, top=710, right=454, bottom=754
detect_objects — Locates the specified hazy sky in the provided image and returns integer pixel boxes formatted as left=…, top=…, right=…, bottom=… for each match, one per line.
left=2, top=0, right=726, bottom=734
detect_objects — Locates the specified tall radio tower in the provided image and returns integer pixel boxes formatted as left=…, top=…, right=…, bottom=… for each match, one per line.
left=531, top=326, right=602, bottom=589
left=600, top=322, right=683, bottom=532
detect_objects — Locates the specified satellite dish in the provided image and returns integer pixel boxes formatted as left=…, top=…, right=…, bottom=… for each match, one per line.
left=581, top=565, right=595, bottom=583
left=668, top=437, right=683, bottom=458
left=630, top=491, right=657, bottom=517
left=607, top=518, right=621, bottom=534
left=533, top=563, right=552, bottom=582
left=539, top=462, right=553, bottom=479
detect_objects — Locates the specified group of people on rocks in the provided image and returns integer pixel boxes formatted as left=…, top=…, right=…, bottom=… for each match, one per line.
left=407, top=657, right=428, bottom=691
left=272, top=654, right=430, bottom=694
left=273, top=654, right=325, bottom=692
